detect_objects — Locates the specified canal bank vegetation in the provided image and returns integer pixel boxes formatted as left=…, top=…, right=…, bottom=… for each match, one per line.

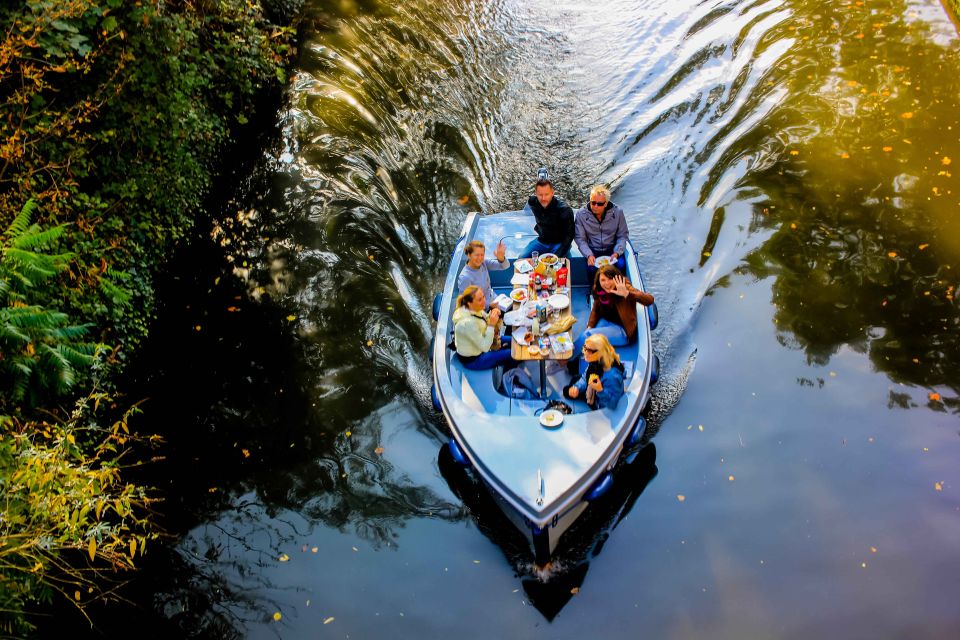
left=0, top=0, right=296, bottom=635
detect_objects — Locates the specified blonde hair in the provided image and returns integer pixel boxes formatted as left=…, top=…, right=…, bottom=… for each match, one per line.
left=585, top=333, right=621, bottom=371
left=456, top=285, right=481, bottom=308
left=464, top=240, right=485, bottom=256
left=589, top=185, right=611, bottom=201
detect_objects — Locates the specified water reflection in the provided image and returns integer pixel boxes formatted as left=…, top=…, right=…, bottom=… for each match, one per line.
left=438, top=442, right=658, bottom=620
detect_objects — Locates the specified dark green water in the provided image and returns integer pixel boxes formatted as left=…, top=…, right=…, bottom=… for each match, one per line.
left=54, top=0, right=960, bottom=637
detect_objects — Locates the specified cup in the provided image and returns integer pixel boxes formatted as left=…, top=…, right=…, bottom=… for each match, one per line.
left=531, top=251, right=539, bottom=265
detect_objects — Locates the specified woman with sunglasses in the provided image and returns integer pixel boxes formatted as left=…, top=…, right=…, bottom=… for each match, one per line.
left=574, top=185, right=630, bottom=283
left=563, top=334, right=625, bottom=410
left=571, top=263, right=654, bottom=358
left=452, top=285, right=516, bottom=371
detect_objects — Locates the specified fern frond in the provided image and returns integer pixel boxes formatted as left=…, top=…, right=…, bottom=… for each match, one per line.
left=12, top=225, right=67, bottom=252
left=0, top=322, right=32, bottom=345
left=48, top=323, right=93, bottom=341
left=3, top=199, right=38, bottom=240
left=52, top=344, right=96, bottom=369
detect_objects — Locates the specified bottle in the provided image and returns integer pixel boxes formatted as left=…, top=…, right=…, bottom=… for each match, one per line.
left=531, top=315, right=540, bottom=339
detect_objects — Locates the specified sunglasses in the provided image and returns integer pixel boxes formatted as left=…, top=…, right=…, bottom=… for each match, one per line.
left=582, top=346, right=598, bottom=354
left=590, top=200, right=607, bottom=207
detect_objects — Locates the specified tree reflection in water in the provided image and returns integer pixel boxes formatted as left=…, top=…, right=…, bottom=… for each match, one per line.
left=686, top=0, right=960, bottom=401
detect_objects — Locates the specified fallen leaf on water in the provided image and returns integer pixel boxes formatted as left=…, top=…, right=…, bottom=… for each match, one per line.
left=677, top=495, right=686, bottom=502
left=242, top=449, right=250, bottom=458
left=458, top=195, right=470, bottom=205
left=352, top=547, right=359, bottom=552
left=847, top=80, right=859, bottom=87
left=870, top=546, right=878, bottom=553
left=790, top=223, right=797, bottom=229
left=473, top=560, right=480, bottom=564
left=942, top=156, right=952, bottom=166
left=227, top=306, right=240, bottom=312
left=323, top=617, right=335, bottom=624
left=887, top=252, right=897, bottom=258
left=375, top=447, right=385, bottom=455
left=279, top=553, right=289, bottom=562
left=929, top=392, right=941, bottom=401
left=702, top=251, right=712, bottom=257
left=728, top=475, right=735, bottom=482
left=194, top=325, right=202, bottom=331
left=75, top=590, right=81, bottom=601
left=366, top=340, right=374, bottom=347
left=312, top=547, right=318, bottom=553
left=829, top=371, right=837, bottom=377
left=286, top=315, right=296, bottom=321
left=840, top=152, right=850, bottom=159
left=273, top=612, right=282, bottom=621
left=900, top=112, right=913, bottom=119
left=368, top=254, right=376, bottom=260
left=698, top=425, right=704, bottom=432
left=789, top=150, right=799, bottom=156
left=345, top=431, right=352, bottom=437
left=934, top=482, right=943, bottom=491
left=882, top=146, right=893, bottom=152
left=570, top=587, right=580, bottom=595
left=918, top=243, right=929, bottom=250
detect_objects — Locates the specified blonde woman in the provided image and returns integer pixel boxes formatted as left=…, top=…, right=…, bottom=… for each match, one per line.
left=563, top=334, right=625, bottom=410
left=452, top=285, right=515, bottom=370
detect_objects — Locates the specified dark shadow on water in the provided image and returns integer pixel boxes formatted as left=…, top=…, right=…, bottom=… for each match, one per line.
left=438, top=440, right=658, bottom=621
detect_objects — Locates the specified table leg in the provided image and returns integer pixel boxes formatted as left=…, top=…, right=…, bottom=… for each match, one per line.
left=539, top=359, right=547, bottom=398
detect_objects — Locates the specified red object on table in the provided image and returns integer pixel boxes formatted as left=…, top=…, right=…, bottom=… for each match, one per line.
left=556, top=265, right=568, bottom=287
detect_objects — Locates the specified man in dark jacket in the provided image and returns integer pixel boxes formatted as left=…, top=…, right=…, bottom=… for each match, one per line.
left=521, top=178, right=575, bottom=258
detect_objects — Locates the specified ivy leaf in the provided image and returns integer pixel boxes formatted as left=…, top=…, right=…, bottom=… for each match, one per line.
left=102, top=16, right=118, bottom=32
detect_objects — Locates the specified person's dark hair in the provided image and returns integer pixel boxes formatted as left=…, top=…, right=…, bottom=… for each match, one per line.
left=593, top=264, right=626, bottom=293
left=535, top=178, right=554, bottom=189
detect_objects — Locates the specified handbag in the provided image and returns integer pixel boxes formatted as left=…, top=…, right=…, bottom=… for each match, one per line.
left=537, top=399, right=573, bottom=415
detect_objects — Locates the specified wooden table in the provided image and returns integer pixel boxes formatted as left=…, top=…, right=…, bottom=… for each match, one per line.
left=508, top=258, right=574, bottom=396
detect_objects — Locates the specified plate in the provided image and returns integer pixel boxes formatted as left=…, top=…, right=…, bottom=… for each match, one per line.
left=538, top=253, right=559, bottom=267
left=515, top=259, right=534, bottom=273
left=512, top=327, right=533, bottom=344
left=547, top=294, right=570, bottom=310
left=539, top=409, right=564, bottom=428
left=510, top=288, right=528, bottom=302
left=595, top=255, right=612, bottom=267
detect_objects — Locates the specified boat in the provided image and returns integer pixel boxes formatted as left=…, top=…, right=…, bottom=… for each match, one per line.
left=430, top=208, right=659, bottom=566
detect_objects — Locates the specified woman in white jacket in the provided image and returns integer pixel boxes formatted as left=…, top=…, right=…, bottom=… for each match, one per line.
left=452, top=286, right=516, bottom=370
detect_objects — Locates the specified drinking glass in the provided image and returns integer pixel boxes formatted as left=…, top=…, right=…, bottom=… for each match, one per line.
left=531, top=251, right=539, bottom=266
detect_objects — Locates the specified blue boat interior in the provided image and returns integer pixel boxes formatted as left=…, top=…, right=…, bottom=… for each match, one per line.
left=447, top=254, right=641, bottom=417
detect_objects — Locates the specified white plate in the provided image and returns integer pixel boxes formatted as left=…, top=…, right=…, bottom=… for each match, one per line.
left=539, top=409, right=564, bottom=428
left=538, top=253, right=559, bottom=267
left=547, top=294, right=570, bottom=309
left=510, top=288, right=528, bottom=302
left=515, top=259, right=534, bottom=273
left=595, top=255, right=612, bottom=267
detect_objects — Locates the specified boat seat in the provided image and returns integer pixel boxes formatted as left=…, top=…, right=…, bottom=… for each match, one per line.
left=449, top=357, right=512, bottom=414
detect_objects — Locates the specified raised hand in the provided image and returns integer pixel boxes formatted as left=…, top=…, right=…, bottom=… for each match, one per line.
left=612, top=275, right=630, bottom=297
left=495, top=240, right=506, bottom=262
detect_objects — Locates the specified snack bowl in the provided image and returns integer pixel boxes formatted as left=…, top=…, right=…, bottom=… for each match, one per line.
left=539, top=409, right=564, bottom=428
left=527, top=345, right=540, bottom=356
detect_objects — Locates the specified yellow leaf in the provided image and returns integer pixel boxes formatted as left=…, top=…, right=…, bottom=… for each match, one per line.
left=900, top=112, right=913, bottom=119
left=570, top=587, right=580, bottom=594
left=67, top=433, right=75, bottom=444
left=374, top=447, right=385, bottom=455
left=323, top=617, right=335, bottom=624
left=279, top=553, right=290, bottom=562
left=870, top=546, right=878, bottom=553
left=130, top=538, right=137, bottom=558
left=887, top=252, right=897, bottom=258
left=194, top=325, right=202, bottom=332
left=790, top=223, right=797, bottom=229
left=702, top=251, right=711, bottom=257
left=286, top=315, right=296, bottom=321
left=75, top=590, right=81, bottom=601
left=311, top=547, right=318, bottom=553
left=242, top=448, right=251, bottom=458
left=366, top=340, right=373, bottom=347
left=918, top=243, right=929, bottom=250
left=677, top=494, right=686, bottom=502
left=458, top=195, right=470, bottom=205
left=882, top=146, right=893, bottom=152
left=789, top=150, right=799, bottom=156
left=929, top=392, right=941, bottom=401
left=934, top=482, right=943, bottom=491
left=273, top=612, right=282, bottom=621
left=840, top=152, right=850, bottom=159
left=728, top=475, right=735, bottom=482
left=942, top=156, right=952, bottom=165
left=847, top=80, right=859, bottom=87
left=345, top=431, right=352, bottom=437
left=88, top=538, right=97, bottom=561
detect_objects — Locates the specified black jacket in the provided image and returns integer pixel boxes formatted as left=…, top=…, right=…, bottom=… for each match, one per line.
left=526, top=195, right=575, bottom=250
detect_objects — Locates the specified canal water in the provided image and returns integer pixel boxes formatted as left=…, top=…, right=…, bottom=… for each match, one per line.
left=59, top=0, right=960, bottom=637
